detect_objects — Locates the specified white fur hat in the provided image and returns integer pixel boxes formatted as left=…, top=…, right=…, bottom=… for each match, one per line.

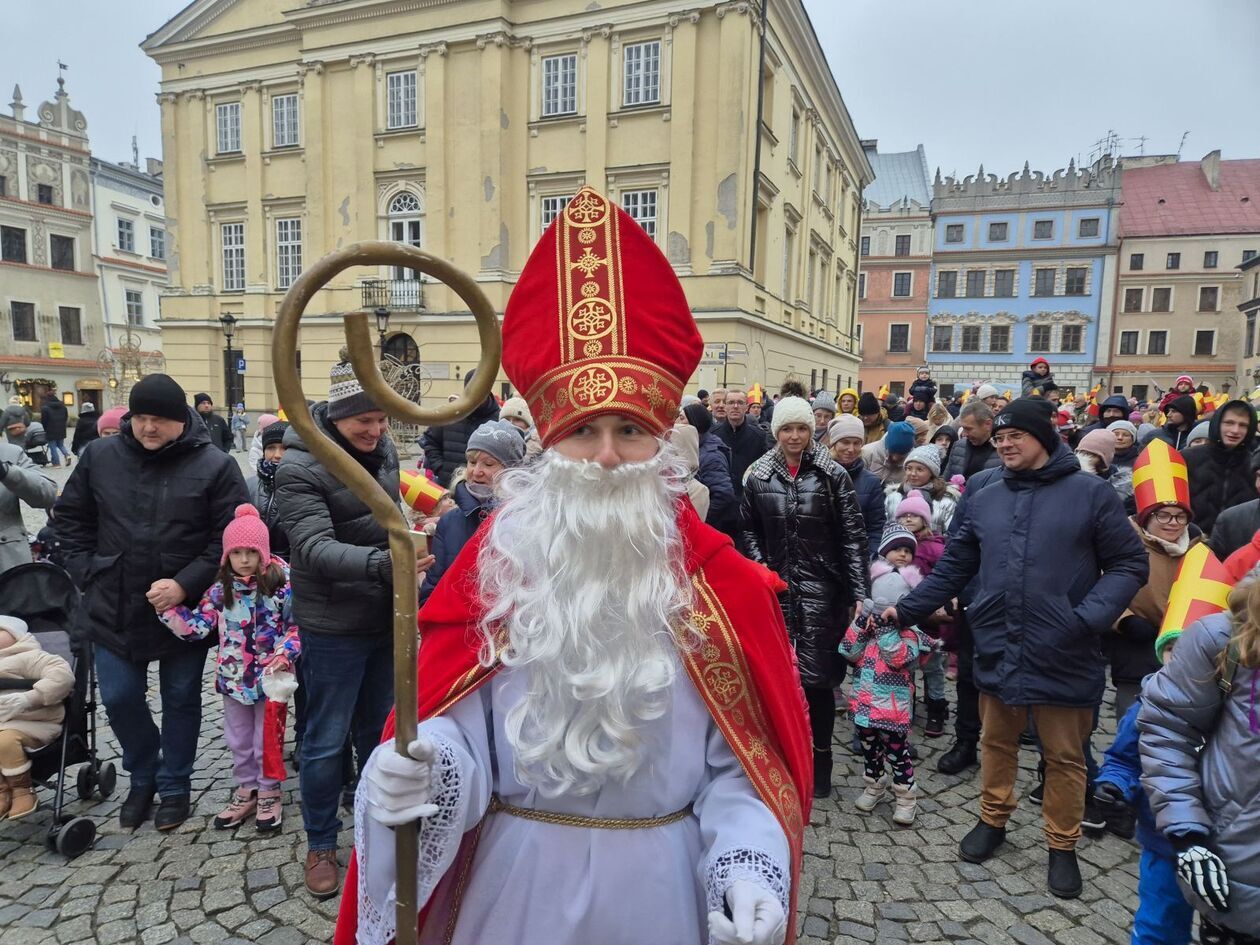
left=975, top=384, right=1000, bottom=400
left=771, top=396, right=814, bottom=437
left=0, top=615, right=29, bottom=639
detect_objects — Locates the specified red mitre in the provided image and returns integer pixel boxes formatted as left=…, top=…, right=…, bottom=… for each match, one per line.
left=503, top=186, right=702, bottom=446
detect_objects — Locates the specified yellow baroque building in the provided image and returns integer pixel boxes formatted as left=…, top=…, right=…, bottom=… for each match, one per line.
left=143, top=0, right=872, bottom=409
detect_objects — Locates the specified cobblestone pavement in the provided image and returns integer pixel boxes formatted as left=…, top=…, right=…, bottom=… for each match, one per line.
left=4, top=456, right=1144, bottom=945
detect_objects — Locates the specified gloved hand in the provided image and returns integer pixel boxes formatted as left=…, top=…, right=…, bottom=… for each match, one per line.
left=1174, top=836, right=1231, bottom=913
left=361, top=736, right=441, bottom=827
left=1093, top=781, right=1127, bottom=810
left=707, top=880, right=786, bottom=945
left=0, top=692, right=30, bottom=723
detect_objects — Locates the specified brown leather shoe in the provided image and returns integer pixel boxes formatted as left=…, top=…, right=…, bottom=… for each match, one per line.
left=304, top=849, right=341, bottom=899
left=7, top=770, right=37, bottom=820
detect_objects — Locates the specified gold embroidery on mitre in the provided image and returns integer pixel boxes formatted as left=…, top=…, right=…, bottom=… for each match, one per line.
left=568, top=364, right=619, bottom=409
left=583, top=340, right=603, bottom=358
left=565, top=190, right=610, bottom=226
left=570, top=248, right=606, bottom=277
left=578, top=228, right=597, bottom=245
left=643, top=379, right=667, bottom=410
left=618, top=376, right=638, bottom=394
left=580, top=280, right=600, bottom=297
left=568, top=298, right=616, bottom=339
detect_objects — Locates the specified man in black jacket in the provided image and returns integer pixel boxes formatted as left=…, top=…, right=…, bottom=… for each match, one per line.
left=1184, top=399, right=1258, bottom=536
left=420, top=369, right=500, bottom=487
left=712, top=390, right=771, bottom=506
left=56, top=375, right=248, bottom=833
left=39, top=394, right=70, bottom=466
left=194, top=392, right=232, bottom=452
left=1209, top=460, right=1260, bottom=559
left=943, top=401, right=1000, bottom=482
left=70, top=402, right=99, bottom=455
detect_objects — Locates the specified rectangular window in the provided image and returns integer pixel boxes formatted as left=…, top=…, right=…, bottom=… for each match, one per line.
left=221, top=222, right=245, bottom=291
left=889, top=324, right=909, bottom=353
left=1148, top=330, right=1168, bottom=356
left=988, top=221, right=1008, bottom=242
left=276, top=217, right=303, bottom=289
left=0, top=174, right=6, bottom=197
left=944, top=224, right=963, bottom=243
left=937, top=270, right=957, bottom=298
left=1248, top=312, right=1256, bottom=359
left=541, top=194, right=573, bottom=232
left=892, top=272, right=912, bottom=297
left=1194, top=329, right=1215, bottom=356
left=1033, top=267, right=1056, bottom=296
left=1078, top=217, right=1100, bottom=238
left=11, top=301, right=36, bottom=341
left=623, top=41, right=660, bottom=106
left=1130, top=253, right=1144, bottom=270
left=989, top=324, right=1011, bottom=352
left=859, top=236, right=869, bottom=257
left=931, top=325, right=952, bottom=352
left=542, top=54, right=578, bottom=117
left=1065, top=267, right=1087, bottom=295
left=216, top=102, right=241, bottom=154
left=1123, top=288, right=1144, bottom=312
left=37, top=184, right=54, bottom=205
left=117, top=218, right=135, bottom=253
left=857, top=273, right=865, bottom=298
left=1033, top=219, right=1054, bottom=239
left=621, top=189, right=657, bottom=240
left=993, top=269, right=1015, bottom=297
left=965, top=269, right=986, bottom=297
left=1204, top=250, right=1219, bottom=269
left=1198, top=286, right=1219, bottom=311
left=272, top=93, right=300, bottom=147
left=49, top=234, right=75, bottom=271
left=960, top=325, right=981, bottom=352
left=1244, top=250, right=1257, bottom=263
left=1151, top=287, right=1172, bottom=312
left=150, top=227, right=165, bottom=261
left=894, top=235, right=911, bottom=257
left=1030, top=324, right=1052, bottom=352
left=1060, top=325, right=1082, bottom=352
left=58, top=306, right=82, bottom=346
left=1118, top=331, right=1139, bottom=355
left=1, top=225, right=27, bottom=263
left=386, top=71, right=417, bottom=129
left=125, top=289, right=143, bottom=327
left=1166, top=252, right=1180, bottom=270
left=789, top=109, right=801, bottom=163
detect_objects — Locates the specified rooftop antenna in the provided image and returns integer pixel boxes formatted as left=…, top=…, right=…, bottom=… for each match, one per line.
left=131, top=135, right=139, bottom=169
left=1176, top=131, right=1190, bottom=160
left=1135, top=135, right=1148, bottom=156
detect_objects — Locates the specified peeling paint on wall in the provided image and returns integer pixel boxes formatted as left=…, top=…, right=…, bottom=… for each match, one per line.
left=484, top=176, right=495, bottom=201
left=500, top=109, right=510, bottom=130
left=705, top=222, right=715, bottom=260
left=667, top=231, right=690, bottom=266
left=338, top=196, right=350, bottom=226
left=481, top=222, right=510, bottom=271
left=717, top=174, right=737, bottom=230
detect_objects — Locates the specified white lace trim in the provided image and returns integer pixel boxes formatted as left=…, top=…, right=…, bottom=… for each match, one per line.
left=704, top=847, right=790, bottom=915
left=354, top=735, right=468, bottom=945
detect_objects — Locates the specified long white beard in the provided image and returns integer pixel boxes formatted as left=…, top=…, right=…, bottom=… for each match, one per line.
left=475, top=444, right=699, bottom=797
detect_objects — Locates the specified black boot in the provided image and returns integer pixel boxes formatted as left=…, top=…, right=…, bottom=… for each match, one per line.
left=154, top=794, right=191, bottom=832
left=812, top=749, right=833, bottom=799
left=925, top=699, right=948, bottom=738
left=959, top=820, right=1006, bottom=863
left=1104, top=802, right=1137, bottom=840
left=1048, top=849, right=1082, bottom=899
left=937, top=739, right=977, bottom=775
left=119, top=785, right=155, bottom=830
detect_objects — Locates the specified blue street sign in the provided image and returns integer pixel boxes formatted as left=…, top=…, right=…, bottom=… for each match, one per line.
left=237, top=357, right=247, bottom=374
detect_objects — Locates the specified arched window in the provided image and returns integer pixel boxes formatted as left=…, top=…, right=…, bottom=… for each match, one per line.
left=388, top=192, right=423, bottom=282
left=383, top=332, right=420, bottom=364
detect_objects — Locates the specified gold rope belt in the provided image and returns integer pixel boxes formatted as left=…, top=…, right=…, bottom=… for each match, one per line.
left=488, top=795, right=692, bottom=830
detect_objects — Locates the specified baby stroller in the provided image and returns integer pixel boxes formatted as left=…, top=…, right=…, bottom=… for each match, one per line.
left=0, top=562, right=115, bottom=857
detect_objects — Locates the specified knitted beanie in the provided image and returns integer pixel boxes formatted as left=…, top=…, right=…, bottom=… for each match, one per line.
left=96, top=406, right=128, bottom=435
left=326, top=360, right=381, bottom=421
left=193, top=392, right=213, bottom=408
left=260, top=422, right=289, bottom=449
left=857, top=392, right=881, bottom=416
left=1110, top=420, right=1138, bottom=440
left=884, top=421, right=915, bottom=456
left=811, top=391, right=837, bottom=416
left=129, top=374, right=188, bottom=423
left=975, top=384, right=1000, bottom=401
left=771, top=396, right=813, bottom=437
left=500, top=397, right=534, bottom=427
left=1187, top=421, right=1211, bottom=446
left=221, top=504, right=271, bottom=566
left=993, top=398, right=1059, bottom=456
left=905, top=444, right=942, bottom=478
left=466, top=419, right=526, bottom=467
left=1077, top=428, right=1117, bottom=467
left=827, top=414, right=865, bottom=445
left=256, top=413, right=280, bottom=432
left=895, top=492, right=933, bottom=525
left=878, top=522, right=918, bottom=556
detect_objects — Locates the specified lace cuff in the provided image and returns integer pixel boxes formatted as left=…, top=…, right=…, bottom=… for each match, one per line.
left=354, top=735, right=468, bottom=945
left=704, top=847, right=790, bottom=915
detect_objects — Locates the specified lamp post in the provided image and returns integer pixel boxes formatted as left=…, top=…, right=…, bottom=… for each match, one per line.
left=219, top=313, right=238, bottom=408
left=375, top=307, right=391, bottom=361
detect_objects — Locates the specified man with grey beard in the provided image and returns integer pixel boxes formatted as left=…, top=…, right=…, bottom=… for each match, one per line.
left=335, top=188, right=812, bottom=945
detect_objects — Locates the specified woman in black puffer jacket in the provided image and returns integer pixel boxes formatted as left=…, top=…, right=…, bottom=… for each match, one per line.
left=739, top=396, right=870, bottom=798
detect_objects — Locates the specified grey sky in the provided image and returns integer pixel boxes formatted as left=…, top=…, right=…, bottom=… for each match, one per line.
left=2, top=0, right=1258, bottom=180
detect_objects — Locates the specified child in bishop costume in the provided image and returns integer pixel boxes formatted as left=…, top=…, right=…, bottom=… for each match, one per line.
left=336, top=188, right=812, bottom=945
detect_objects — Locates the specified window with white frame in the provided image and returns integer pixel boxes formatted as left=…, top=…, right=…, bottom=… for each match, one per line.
left=1148, top=330, right=1168, bottom=355
left=989, top=324, right=1011, bottom=352
left=1194, top=329, right=1215, bottom=356
left=150, top=227, right=165, bottom=260
left=386, top=71, right=417, bottom=129
left=221, top=223, right=245, bottom=291
left=960, top=325, right=981, bottom=352
left=622, top=41, right=660, bottom=107
left=931, top=325, right=952, bottom=352
left=1118, top=331, right=1139, bottom=355
left=621, top=190, right=657, bottom=240
left=1029, top=324, right=1052, bottom=352
left=272, top=93, right=300, bottom=147
left=541, top=194, right=573, bottom=232
left=1060, top=324, right=1083, bottom=352
left=216, top=102, right=241, bottom=154
left=892, top=272, right=912, bottom=297
left=388, top=192, right=423, bottom=282
left=542, top=54, right=578, bottom=117
left=888, top=324, right=909, bottom=353
left=276, top=217, right=303, bottom=289
left=125, top=289, right=144, bottom=327
left=117, top=218, right=135, bottom=253
left=857, top=272, right=865, bottom=298
left=1123, top=288, right=1143, bottom=312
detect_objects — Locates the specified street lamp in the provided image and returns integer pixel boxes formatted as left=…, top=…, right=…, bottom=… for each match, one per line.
left=375, top=306, right=391, bottom=361
left=219, top=313, right=238, bottom=408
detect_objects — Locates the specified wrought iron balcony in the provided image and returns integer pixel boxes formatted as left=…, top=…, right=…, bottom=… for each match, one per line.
left=361, top=278, right=425, bottom=311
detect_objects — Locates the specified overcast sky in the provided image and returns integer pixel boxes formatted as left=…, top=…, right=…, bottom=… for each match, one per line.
left=2, top=0, right=1257, bottom=179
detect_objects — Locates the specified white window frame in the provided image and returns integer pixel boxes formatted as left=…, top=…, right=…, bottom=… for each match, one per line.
left=1029, top=323, right=1053, bottom=353
left=1150, top=285, right=1175, bottom=313
left=1193, top=329, right=1216, bottom=357
left=149, top=227, right=165, bottom=261
left=221, top=222, right=245, bottom=292
left=1117, top=330, right=1140, bottom=356
left=116, top=218, right=135, bottom=253
left=857, top=272, right=866, bottom=299
left=988, top=324, right=1012, bottom=353
left=959, top=325, right=981, bottom=353
left=540, top=194, right=573, bottom=234
left=622, top=41, right=661, bottom=107
left=1147, top=329, right=1168, bottom=356
left=1197, top=284, right=1221, bottom=313
left=1059, top=324, right=1083, bottom=353
left=891, top=271, right=913, bottom=298
left=621, top=189, right=658, bottom=240
left=272, top=93, right=300, bottom=148
left=542, top=54, right=578, bottom=117
left=931, top=324, right=953, bottom=352
left=216, top=102, right=242, bottom=154
left=887, top=322, right=910, bottom=353
left=386, top=71, right=418, bottom=130
left=1122, top=286, right=1144, bottom=313
left=124, top=288, right=144, bottom=327
left=275, top=217, right=303, bottom=290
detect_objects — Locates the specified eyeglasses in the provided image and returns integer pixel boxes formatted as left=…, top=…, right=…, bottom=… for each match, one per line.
left=1152, top=510, right=1189, bottom=525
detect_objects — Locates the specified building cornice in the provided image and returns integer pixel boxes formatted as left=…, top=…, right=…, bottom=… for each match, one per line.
left=94, top=255, right=169, bottom=276
left=145, top=23, right=300, bottom=64
left=0, top=260, right=97, bottom=279
left=932, top=246, right=1114, bottom=263
left=0, top=196, right=93, bottom=221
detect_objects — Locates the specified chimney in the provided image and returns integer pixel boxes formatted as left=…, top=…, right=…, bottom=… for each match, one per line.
left=146, top=157, right=164, bottom=178
left=860, top=138, right=878, bottom=152
left=1201, top=150, right=1221, bottom=192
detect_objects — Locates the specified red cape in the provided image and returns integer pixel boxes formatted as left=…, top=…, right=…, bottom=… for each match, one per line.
left=335, top=501, right=812, bottom=945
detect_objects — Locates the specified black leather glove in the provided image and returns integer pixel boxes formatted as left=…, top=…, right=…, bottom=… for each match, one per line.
left=1093, top=781, right=1127, bottom=810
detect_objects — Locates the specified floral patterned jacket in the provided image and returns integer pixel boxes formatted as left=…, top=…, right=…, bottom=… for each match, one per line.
left=159, top=558, right=300, bottom=705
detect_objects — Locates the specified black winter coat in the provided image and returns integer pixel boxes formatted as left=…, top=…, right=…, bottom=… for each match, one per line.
left=71, top=413, right=99, bottom=454
left=1184, top=399, right=1258, bottom=536
left=695, top=432, right=737, bottom=533
left=840, top=456, right=885, bottom=558
left=247, top=465, right=291, bottom=559
left=421, top=395, right=500, bottom=487
left=40, top=400, right=68, bottom=440
left=909, top=379, right=937, bottom=404
left=897, top=442, right=1149, bottom=707
left=739, top=443, right=871, bottom=688
left=55, top=408, right=249, bottom=661
left=420, top=481, right=490, bottom=604
left=274, top=404, right=401, bottom=636
left=198, top=410, right=232, bottom=452
left=712, top=418, right=772, bottom=500
left=1209, top=497, right=1260, bottom=560
left=943, top=437, right=1000, bottom=483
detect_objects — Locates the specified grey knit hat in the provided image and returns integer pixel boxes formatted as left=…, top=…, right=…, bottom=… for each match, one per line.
left=904, top=444, right=942, bottom=478
left=467, top=419, right=526, bottom=467
left=812, top=391, right=838, bottom=416
left=326, top=360, right=382, bottom=421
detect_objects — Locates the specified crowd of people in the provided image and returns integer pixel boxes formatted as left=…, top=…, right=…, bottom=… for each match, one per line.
left=0, top=189, right=1257, bottom=945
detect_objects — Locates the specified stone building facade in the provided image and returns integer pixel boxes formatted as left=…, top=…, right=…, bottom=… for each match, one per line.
left=1240, top=254, right=1260, bottom=390
left=142, top=0, right=872, bottom=410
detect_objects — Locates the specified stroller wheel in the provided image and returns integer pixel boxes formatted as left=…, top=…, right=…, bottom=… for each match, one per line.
left=53, top=817, right=96, bottom=859
left=76, top=766, right=96, bottom=801
left=97, top=763, right=117, bottom=799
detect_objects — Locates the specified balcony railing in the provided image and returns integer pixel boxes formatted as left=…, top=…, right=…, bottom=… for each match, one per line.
left=362, top=278, right=425, bottom=311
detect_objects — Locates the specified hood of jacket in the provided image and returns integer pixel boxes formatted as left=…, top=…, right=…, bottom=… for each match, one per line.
left=839, top=388, right=860, bottom=413
left=1099, top=394, right=1131, bottom=424
left=1002, top=439, right=1080, bottom=489
left=0, top=633, right=41, bottom=666
left=119, top=405, right=212, bottom=460
left=1207, top=398, right=1257, bottom=451
left=1165, top=394, right=1199, bottom=429
left=671, top=424, right=701, bottom=473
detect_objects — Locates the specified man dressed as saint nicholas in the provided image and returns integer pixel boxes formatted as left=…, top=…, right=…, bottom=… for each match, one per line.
left=335, top=187, right=813, bottom=945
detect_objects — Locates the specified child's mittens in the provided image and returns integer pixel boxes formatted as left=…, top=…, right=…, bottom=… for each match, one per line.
left=261, top=669, right=298, bottom=704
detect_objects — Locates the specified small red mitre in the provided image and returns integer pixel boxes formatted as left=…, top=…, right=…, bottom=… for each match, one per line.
left=503, top=186, right=703, bottom=447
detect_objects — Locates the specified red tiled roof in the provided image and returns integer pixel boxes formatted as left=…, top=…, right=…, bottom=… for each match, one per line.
left=1120, top=158, right=1260, bottom=237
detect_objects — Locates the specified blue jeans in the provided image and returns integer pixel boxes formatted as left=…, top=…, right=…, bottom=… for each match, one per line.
left=1133, top=847, right=1193, bottom=945
left=298, top=631, right=394, bottom=850
left=94, top=645, right=207, bottom=798
left=48, top=439, right=68, bottom=465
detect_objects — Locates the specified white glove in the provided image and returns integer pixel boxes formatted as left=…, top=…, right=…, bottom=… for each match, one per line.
left=0, top=692, right=30, bottom=723
left=1176, top=844, right=1231, bottom=913
left=707, top=880, right=787, bottom=945
left=361, top=735, right=441, bottom=827
left=261, top=669, right=298, bottom=703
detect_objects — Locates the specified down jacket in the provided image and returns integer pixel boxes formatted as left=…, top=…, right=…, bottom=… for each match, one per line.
left=0, top=634, right=74, bottom=744
left=274, top=403, right=400, bottom=637
left=738, top=442, right=871, bottom=688
left=839, top=456, right=884, bottom=557
left=1138, top=612, right=1260, bottom=934
left=1184, top=399, right=1259, bottom=536
left=896, top=442, right=1149, bottom=707
left=0, top=442, right=56, bottom=575
left=55, top=408, right=249, bottom=662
